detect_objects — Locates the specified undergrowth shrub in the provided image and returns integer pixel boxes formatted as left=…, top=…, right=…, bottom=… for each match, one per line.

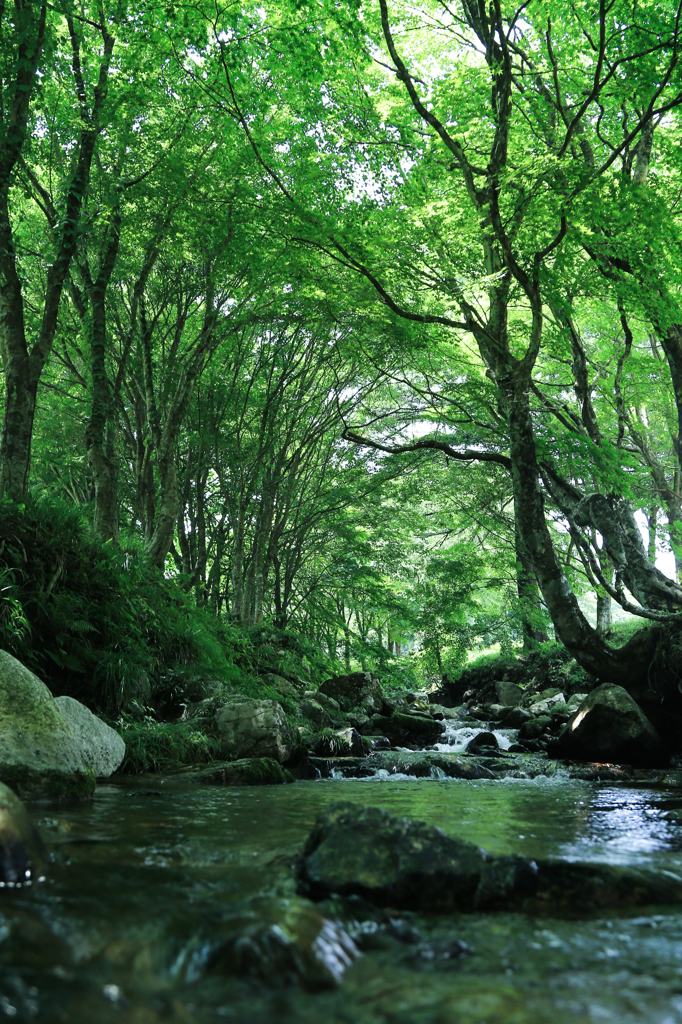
left=118, top=720, right=222, bottom=773
left=0, top=495, right=242, bottom=713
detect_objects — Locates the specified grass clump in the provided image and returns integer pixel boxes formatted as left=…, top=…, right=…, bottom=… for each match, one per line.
left=119, top=720, right=222, bottom=774
left=0, top=494, right=244, bottom=715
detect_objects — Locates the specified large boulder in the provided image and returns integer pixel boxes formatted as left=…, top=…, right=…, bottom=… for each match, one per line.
left=216, top=697, right=297, bottom=764
left=0, top=651, right=119, bottom=798
left=317, top=671, right=384, bottom=712
left=54, top=697, right=125, bottom=777
left=366, top=711, right=445, bottom=748
left=0, top=782, right=48, bottom=885
left=495, top=680, right=523, bottom=706
left=300, top=698, right=332, bottom=729
left=556, top=683, right=665, bottom=767
left=299, top=802, right=682, bottom=914
left=528, top=692, right=565, bottom=716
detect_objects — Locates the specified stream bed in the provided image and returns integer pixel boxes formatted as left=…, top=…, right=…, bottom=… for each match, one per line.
left=4, top=773, right=682, bottom=1022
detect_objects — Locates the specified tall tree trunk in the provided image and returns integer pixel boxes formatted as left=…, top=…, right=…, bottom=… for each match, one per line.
left=85, top=212, right=122, bottom=541
left=0, top=351, right=37, bottom=499
left=0, top=6, right=114, bottom=498
left=596, top=592, right=612, bottom=637
left=515, top=521, right=548, bottom=650
left=231, top=519, right=245, bottom=622
left=146, top=453, right=180, bottom=570
left=502, top=370, right=656, bottom=696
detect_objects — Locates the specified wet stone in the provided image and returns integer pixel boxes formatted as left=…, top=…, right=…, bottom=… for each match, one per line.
left=465, top=731, right=500, bottom=755
left=556, top=684, right=666, bottom=768
left=299, top=801, right=682, bottom=916
left=175, top=757, right=293, bottom=786
left=0, top=782, right=48, bottom=886
left=208, top=896, right=359, bottom=990
left=366, top=712, right=445, bottom=747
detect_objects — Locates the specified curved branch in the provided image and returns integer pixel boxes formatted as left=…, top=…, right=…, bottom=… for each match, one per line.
left=343, top=429, right=512, bottom=469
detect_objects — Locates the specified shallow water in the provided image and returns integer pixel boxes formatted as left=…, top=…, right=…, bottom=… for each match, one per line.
left=4, top=775, right=682, bottom=1022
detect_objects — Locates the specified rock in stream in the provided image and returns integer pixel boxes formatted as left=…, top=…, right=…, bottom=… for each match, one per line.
left=299, top=801, right=682, bottom=915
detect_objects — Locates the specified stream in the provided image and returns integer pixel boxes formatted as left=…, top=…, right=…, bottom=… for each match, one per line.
left=3, top=766, right=682, bottom=1023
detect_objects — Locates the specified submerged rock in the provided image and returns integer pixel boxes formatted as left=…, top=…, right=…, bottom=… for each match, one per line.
left=299, top=802, right=682, bottom=915
left=317, top=671, right=384, bottom=712
left=0, top=782, right=47, bottom=885
left=208, top=896, right=359, bottom=990
left=0, top=650, right=113, bottom=799
left=216, top=697, right=297, bottom=764
left=556, top=684, right=666, bottom=767
left=366, top=711, right=445, bottom=747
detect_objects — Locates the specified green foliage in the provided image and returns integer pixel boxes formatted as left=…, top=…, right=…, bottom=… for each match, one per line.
left=0, top=494, right=239, bottom=713
left=118, top=721, right=222, bottom=774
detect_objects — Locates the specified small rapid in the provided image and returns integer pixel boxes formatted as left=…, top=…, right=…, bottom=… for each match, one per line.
left=433, top=718, right=518, bottom=752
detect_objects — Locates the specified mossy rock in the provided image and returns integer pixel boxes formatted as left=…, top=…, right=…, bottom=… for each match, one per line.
left=0, top=765, right=96, bottom=802
left=177, top=757, right=293, bottom=786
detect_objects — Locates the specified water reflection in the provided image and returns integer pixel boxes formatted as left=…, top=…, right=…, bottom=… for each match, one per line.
left=1, top=777, right=682, bottom=1023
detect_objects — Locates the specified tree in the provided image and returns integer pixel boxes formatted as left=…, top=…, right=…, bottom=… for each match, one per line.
left=216, top=0, right=682, bottom=718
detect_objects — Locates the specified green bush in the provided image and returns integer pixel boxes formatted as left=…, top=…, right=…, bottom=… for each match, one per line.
left=118, top=720, right=222, bottom=774
left=0, top=494, right=242, bottom=714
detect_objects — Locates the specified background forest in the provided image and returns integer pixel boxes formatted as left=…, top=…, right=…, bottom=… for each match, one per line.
left=1, top=0, right=682, bottom=732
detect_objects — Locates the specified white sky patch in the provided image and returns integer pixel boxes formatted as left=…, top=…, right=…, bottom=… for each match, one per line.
left=634, top=509, right=677, bottom=580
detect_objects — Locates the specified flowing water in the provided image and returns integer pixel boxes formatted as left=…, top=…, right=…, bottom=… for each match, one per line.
left=4, top=771, right=682, bottom=1022
left=433, top=719, right=517, bottom=752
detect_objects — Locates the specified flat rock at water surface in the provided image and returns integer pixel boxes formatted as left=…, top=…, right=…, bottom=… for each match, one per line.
left=556, top=683, right=666, bottom=767
left=216, top=697, right=297, bottom=764
left=317, top=671, right=384, bottom=712
left=0, top=650, right=123, bottom=798
left=173, top=757, right=292, bottom=786
left=0, top=781, right=47, bottom=885
left=366, top=711, right=445, bottom=747
left=307, top=750, right=510, bottom=780
left=299, top=801, right=682, bottom=915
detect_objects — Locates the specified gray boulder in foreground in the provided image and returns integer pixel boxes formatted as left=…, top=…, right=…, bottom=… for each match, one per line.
left=216, top=697, right=297, bottom=764
left=555, top=683, right=665, bottom=767
left=299, top=801, right=682, bottom=914
left=54, top=696, right=125, bottom=776
left=0, top=650, right=125, bottom=797
left=0, top=650, right=86, bottom=775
